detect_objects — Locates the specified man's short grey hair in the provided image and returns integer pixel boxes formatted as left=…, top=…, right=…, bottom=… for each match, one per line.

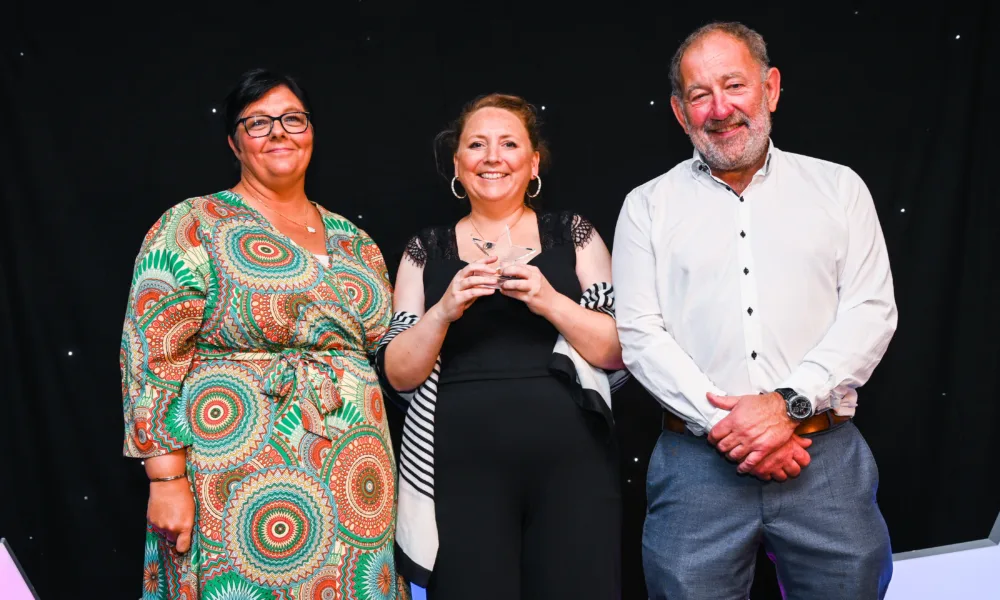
left=669, top=22, right=770, bottom=98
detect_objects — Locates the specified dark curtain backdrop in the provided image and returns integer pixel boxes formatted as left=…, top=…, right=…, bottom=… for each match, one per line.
left=2, top=2, right=997, bottom=599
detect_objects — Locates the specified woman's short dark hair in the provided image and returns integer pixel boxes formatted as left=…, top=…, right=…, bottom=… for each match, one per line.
left=223, top=68, right=312, bottom=145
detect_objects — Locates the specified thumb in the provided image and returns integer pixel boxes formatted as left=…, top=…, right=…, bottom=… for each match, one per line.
left=175, top=528, right=192, bottom=554
left=707, top=392, right=738, bottom=410
left=792, top=434, right=813, bottom=448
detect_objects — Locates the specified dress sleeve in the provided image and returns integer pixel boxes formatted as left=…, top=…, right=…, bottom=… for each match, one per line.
left=355, top=230, right=395, bottom=358
left=120, top=202, right=208, bottom=459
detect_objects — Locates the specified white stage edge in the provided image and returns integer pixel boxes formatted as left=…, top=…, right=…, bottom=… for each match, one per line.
left=884, top=511, right=1000, bottom=600
left=0, top=539, right=39, bottom=600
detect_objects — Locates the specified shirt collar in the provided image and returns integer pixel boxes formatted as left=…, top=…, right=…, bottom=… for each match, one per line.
left=691, top=138, right=777, bottom=179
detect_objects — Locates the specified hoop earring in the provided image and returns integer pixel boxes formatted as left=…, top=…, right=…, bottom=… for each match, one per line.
left=527, top=175, right=542, bottom=198
left=451, top=176, right=467, bottom=199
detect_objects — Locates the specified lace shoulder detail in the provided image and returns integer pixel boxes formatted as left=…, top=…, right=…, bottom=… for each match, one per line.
left=571, top=213, right=596, bottom=249
left=537, top=210, right=596, bottom=250
left=403, top=235, right=427, bottom=267
left=403, top=225, right=459, bottom=267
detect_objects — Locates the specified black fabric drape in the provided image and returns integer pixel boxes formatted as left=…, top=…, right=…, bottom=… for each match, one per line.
left=2, top=4, right=997, bottom=599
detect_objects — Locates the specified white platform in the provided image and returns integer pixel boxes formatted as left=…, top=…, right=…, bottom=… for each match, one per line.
left=885, top=512, right=1000, bottom=600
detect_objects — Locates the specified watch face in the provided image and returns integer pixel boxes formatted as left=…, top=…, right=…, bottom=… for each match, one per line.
left=789, top=396, right=812, bottom=419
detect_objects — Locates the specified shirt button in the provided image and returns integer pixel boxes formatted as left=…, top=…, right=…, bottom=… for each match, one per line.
left=751, top=351, right=758, bottom=360
left=747, top=307, right=754, bottom=316
left=743, top=267, right=750, bottom=275
left=740, top=230, right=746, bottom=238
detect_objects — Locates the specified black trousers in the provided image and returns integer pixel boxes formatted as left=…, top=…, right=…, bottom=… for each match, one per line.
left=427, top=375, right=621, bottom=600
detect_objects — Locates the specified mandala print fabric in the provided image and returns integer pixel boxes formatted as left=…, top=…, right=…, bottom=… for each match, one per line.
left=123, top=191, right=409, bottom=599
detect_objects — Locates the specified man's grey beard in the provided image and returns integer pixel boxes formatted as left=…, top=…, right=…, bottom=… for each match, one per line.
left=686, top=98, right=772, bottom=172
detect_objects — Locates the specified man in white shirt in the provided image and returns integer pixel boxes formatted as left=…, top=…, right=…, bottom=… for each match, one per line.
left=613, top=22, right=897, bottom=599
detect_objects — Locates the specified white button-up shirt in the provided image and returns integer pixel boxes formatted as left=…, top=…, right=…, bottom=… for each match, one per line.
left=612, top=142, right=897, bottom=436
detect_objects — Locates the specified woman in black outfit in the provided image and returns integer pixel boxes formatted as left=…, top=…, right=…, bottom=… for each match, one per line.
left=379, top=93, right=625, bottom=600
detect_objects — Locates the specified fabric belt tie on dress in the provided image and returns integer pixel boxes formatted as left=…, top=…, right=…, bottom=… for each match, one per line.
left=225, top=349, right=343, bottom=440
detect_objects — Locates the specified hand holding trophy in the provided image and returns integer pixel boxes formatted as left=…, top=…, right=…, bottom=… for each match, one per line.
left=471, top=225, right=539, bottom=289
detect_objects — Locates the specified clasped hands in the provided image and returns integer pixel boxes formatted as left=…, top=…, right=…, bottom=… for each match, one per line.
left=705, top=392, right=812, bottom=482
left=495, top=263, right=555, bottom=314
left=438, top=256, right=555, bottom=324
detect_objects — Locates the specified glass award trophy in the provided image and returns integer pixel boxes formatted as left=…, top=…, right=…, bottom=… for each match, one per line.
left=472, top=225, right=539, bottom=288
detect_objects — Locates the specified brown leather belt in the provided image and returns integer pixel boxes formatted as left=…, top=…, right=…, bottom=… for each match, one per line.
left=663, top=409, right=851, bottom=437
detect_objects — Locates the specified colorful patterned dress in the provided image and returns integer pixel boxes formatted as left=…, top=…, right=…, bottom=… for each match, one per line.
left=120, top=191, right=408, bottom=600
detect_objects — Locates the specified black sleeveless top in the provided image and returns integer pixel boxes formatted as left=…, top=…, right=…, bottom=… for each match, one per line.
left=404, top=210, right=596, bottom=384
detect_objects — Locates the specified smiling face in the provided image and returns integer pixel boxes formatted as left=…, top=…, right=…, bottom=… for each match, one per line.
left=228, top=85, right=313, bottom=186
left=453, top=107, right=540, bottom=206
left=670, top=31, right=780, bottom=172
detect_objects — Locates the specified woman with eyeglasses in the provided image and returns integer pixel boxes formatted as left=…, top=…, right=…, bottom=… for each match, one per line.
left=120, top=68, right=408, bottom=599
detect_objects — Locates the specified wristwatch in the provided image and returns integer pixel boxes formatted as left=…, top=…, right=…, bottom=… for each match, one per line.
left=775, top=388, right=814, bottom=421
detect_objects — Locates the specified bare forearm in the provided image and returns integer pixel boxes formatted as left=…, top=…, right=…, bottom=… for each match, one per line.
left=144, top=449, right=187, bottom=479
left=384, top=304, right=451, bottom=390
left=542, top=293, right=624, bottom=370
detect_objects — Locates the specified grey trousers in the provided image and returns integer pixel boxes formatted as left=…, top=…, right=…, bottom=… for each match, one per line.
left=642, top=420, right=892, bottom=600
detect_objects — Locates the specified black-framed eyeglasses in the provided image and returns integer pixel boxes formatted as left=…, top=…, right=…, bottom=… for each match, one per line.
left=237, top=111, right=311, bottom=137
